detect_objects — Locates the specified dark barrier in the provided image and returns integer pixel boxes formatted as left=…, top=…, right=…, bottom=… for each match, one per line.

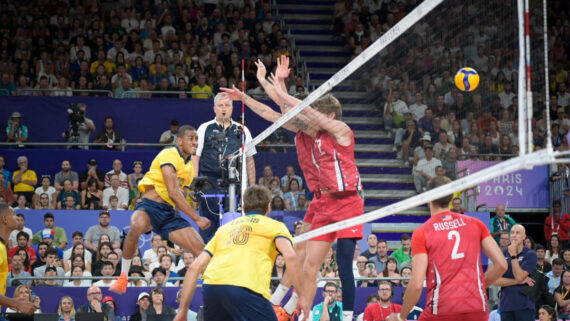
left=4, top=286, right=427, bottom=317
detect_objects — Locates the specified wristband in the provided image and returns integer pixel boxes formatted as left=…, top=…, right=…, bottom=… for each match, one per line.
left=510, top=255, right=518, bottom=260
left=397, top=313, right=404, bottom=321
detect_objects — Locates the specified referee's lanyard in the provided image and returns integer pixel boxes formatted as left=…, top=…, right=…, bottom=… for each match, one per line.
left=553, top=213, right=563, bottom=235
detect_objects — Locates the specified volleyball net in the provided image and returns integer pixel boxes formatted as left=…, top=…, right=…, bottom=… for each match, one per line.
left=240, top=0, right=555, bottom=242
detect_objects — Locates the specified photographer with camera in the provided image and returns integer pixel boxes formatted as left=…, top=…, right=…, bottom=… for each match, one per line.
left=193, top=93, right=256, bottom=243
left=61, top=103, right=95, bottom=150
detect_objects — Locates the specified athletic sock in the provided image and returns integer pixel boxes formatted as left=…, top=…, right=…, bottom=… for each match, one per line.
left=270, top=284, right=290, bottom=305
left=283, top=292, right=298, bottom=314
left=121, top=258, right=132, bottom=274
left=343, top=311, right=354, bottom=320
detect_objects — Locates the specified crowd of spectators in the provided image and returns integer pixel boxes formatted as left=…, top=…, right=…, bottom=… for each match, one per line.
left=0, top=0, right=305, bottom=99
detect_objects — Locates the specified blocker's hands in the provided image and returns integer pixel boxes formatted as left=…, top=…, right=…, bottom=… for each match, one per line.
left=219, top=85, right=244, bottom=101
left=275, top=55, right=290, bottom=79
left=255, top=59, right=266, bottom=81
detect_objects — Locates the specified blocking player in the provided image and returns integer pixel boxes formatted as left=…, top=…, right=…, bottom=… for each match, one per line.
left=110, top=125, right=211, bottom=294
left=221, top=55, right=364, bottom=320
left=386, top=176, right=507, bottom=321
left=173, top=185, right=308, bottom=321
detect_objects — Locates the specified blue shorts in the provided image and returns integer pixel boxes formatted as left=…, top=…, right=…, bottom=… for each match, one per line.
left=134, top=198, right=191, bottom=240
left=203, top=284, right=277, bottom=321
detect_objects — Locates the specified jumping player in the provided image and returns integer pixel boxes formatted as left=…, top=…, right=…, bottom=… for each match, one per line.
left=221, top=55, right=363, bottom=320
left=386, top=176, right=507, bottom=321
left=110, top=125, right=211, bottom=294
left=173, top=185, right=309, bottom=321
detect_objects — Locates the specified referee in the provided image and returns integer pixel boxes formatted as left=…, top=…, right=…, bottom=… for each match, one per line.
left=193, top=93, right=256, bottom=243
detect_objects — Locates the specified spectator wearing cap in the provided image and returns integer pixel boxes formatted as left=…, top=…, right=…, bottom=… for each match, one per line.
left=32, top=213, right=68, bottom=250
left=6, top=112, right=28, bottom=147
left=130, top=292, right=151, bottom=321
left=33, top=247, right=65, bottom=285
left=102, top=296, right=122, bottom=321
left=128, top=266, right=147, bottom=287
left=12, top=156, right=37, bottom=203
left=84, top=211, right=121, bottom=253
left=159, top=120, right=180, bottom=147
left=36, top=265, right=59, bottom=286
left=79, top=158, right=106, bottom=191
left=413, top=145, right=442, bottom=193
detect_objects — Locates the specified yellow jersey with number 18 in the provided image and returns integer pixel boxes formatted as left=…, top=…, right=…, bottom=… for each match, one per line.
left=138, top=146, right=194, bottom=207
left=203, top=214, right=293, bottom=299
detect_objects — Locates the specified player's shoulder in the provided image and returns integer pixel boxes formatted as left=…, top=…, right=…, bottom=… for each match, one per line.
left=197, top=119, right=217, bottom=132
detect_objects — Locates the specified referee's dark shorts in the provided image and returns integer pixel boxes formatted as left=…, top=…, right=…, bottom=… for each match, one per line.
left=202, top=284, right=278, bottom=321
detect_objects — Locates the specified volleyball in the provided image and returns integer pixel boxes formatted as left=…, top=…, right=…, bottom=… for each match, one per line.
left=454, top=67, right=480, bottom=92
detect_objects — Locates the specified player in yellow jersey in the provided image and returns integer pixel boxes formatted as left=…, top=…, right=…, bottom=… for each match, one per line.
left=173, top=185, right=309, bottom=321
left=0, top=204, right=35, bottom=317
left=110, top=125, right=211, bottom=295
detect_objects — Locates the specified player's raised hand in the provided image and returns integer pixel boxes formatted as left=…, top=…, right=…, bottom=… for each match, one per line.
left=268, top=73, right=285, bottom=97
left=255, top=59, right=266, bottom=81
left=219, top=85, right=244, bottom=101
left=196, top=216, right=211, bottom=230
left=275, top=55, right=290, bottom=79
left=15, top=301, right=36, bottom=315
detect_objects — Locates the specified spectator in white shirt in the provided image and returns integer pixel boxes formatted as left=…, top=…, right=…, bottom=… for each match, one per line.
left=102, top=174, right=129, bottom=210
left=413, top=145, right=442, bottom=193
left=408, top=92, right=427, bottom=121
left=558, top=82, right=570, bottom=108
left=498, top=82, right=516, bottom=109
left=104, top=159, right=128, bottom=188
left=69, top=35, right=91, bottom=62
left=8, top=214, right=33, bottom=248
left=383, top=87, right=409, bottom=131
left=121, top=8, right=139, bottom=33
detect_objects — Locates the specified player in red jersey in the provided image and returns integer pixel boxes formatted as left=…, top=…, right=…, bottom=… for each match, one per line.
left=220, top=55, right=363, bottom=320
left=387, top=176, right=507, bottom=321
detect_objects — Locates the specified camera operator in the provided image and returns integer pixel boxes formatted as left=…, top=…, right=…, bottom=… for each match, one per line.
left=61, top=103, right=95, bottom=150
left=193, top=93, right=257, bottom=243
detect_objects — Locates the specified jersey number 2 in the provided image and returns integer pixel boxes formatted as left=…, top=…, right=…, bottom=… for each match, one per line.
left=448, top=231, right=465, bottom=260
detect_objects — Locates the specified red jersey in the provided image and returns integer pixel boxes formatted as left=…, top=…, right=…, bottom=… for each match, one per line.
left=363, top=302, right=402, bottom=321
left=295, top=131, right=320, bottom=192
left=313, top=130, right=361, bottom=192
left=7, top=246, right=36, bottom=264
left=411, top=211, right=490, bottom=316
left=544, top=213, right=570, bottom=241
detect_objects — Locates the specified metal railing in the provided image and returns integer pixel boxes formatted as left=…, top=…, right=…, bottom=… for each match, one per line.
left=119, top=90, right=214, bottom=98
left=0, top=141, right=296, bottom=149
left=21, top=88, right=114, bottom=97
left=12, top=275, right=150, bottom=286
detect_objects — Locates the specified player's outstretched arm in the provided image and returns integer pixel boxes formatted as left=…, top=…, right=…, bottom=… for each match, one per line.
left=162, top=165, right=211, bottom=230
left=255, top=56, right=290, bottom=106
left=269, top=76, right=352, bottom=146
left=0, top=295, right=36, bottom=315
left=173, top=252, right=211, bottom=321
left=388, top=253, right=428, bottom=321
left=275, top=237, right=310, bottom=317
left=481, top=236, right=508, bottom=286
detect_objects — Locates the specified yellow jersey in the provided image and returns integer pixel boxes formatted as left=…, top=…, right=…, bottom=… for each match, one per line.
left=0, top=239, right=7, bottom=307
left=13, top=169, right=37, bottom=192
left=203, top=214, right=293, bottom=299
left=138, top=146, right=194, bottom=207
